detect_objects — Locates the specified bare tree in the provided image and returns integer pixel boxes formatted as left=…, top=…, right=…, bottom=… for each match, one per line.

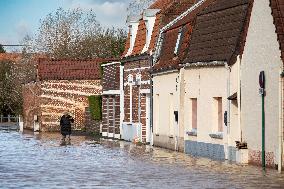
left=22, top=8, right=127, bottom=59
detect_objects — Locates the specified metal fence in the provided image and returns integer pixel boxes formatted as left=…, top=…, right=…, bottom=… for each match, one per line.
left=0, top=115, right=19, bottom=123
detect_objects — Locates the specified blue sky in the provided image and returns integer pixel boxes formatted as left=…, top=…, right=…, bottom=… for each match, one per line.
left=0, top=0, right=132, bottom=51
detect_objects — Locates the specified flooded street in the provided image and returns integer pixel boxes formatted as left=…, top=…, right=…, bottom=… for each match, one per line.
left=0, top=131, right=284, bottom=189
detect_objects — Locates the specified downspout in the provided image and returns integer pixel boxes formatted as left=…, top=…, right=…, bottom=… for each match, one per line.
left=225, top=63, right=231, bottom=160
left=119, top=63, right=124, bottom=139
left=150, top=56, right=154, bottom=145
left=278, top=70, right=283, bottom=173
left=238, top=58, right=242, bottom=143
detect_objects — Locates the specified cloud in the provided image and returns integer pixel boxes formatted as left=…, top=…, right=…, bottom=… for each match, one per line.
left=65, top=0, right=131, bottom=28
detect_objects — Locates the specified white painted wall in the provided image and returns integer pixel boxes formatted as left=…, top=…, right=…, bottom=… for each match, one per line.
left=183, top=66, right=228, bottom=145
left=126, top=22, right=139, bottom=56
left=153, top=72, right=179, bottom=137
left=240, top=0, right=282, bottom=155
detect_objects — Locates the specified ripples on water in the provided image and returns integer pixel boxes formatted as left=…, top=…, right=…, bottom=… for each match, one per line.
left=0, top=130, right=284, bottom=189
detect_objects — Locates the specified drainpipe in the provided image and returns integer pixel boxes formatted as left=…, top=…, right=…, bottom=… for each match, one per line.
left=120, top=63, right=124, bottom=139
left=279, top=70, right=283, bottom=173
left=150, top=56, right=154, bottom=145
left=225, top=63, right=231, bottom=160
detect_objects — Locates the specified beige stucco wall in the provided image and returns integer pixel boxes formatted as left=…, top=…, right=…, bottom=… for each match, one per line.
left=240, top=0, right=282, bottom=157
left=153, top=71, right=179, bottom=136
left=183, top=66, right=228, bottom=146
left=228, top=60, right=242, bottom=147
left=153, top=71, right=183, bottom=150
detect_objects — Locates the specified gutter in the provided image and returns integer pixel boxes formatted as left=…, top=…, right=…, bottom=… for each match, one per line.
left=182, top=61, right=226, bottom=68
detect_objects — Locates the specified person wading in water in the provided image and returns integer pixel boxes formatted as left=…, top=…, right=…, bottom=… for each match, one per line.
left=60, top=112, right=74, bottom=144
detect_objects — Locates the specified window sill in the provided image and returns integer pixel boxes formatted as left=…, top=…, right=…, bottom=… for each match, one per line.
left=209, top=132, right=223, bottom=139
left=186, top=129, right=197, bottom=136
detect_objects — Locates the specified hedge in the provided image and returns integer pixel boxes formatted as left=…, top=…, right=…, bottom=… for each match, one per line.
left=88, top=95, right=102, bottom=121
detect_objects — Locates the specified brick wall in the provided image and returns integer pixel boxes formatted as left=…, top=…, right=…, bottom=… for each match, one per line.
left=23, top=79, right=102, bottom=132
left=102, top=63, right=120, bottom=91
left=102, top=95, right=120, bottom=136
left=123, top=57, right=150, bottom=142
left=101, top=62, right=121, bottom=137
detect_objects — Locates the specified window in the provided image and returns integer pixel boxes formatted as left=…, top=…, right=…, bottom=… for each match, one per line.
left=191, top=98, right=197, bottom=130
left=213, top=97, right=223, bottom=132
left=174, top=27, right=183, bottom=56
left=155, top=33, right=165, bottom=62
left=169, top=93, right=174, bottom=136
left=155, top=94, right=160, bottom=134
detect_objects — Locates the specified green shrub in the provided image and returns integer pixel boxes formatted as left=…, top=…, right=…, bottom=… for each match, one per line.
left=88, top=95, right=102, bottom=121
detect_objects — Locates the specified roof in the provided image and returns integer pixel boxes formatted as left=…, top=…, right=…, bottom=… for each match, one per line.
left=152, top=0, right=253, bottom=74
left=0, top=53, right=22, bottom=62
left=270, top=0, right=284, bottom=63
left=183, top=0, right=252, bottom=64
left=37, top=58, right=109, bottom=80
left=122, top=0, right=197, bottom=59
left=152, top=23, right=193, bottom=72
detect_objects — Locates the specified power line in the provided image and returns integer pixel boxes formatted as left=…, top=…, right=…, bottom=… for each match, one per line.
left=1, top=45, right=29, bottom=47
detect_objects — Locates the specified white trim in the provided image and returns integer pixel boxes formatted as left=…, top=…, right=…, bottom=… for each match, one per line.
left=124, top=80, right=150, bottom=86
left=140, top=89, right=150, bottom=94
left=126, top=22, right=139, bottom=56
left=108, top=132, right=114, bottom=138
left=102, top=132, right=108, bottom=137
left=130, top=84, right=133, bottom=122
left=103, top=90, right=120, bottom=95
left=41, top=87, right=102, bottom=96
left=142, top=16, right=157, bottom=53
left=101, top=62, right=121, bottom=67
left=153, top=0, right=206, bottom=63
left=124, top=67, right=150, bottom=72
left=114, top=134, right=121, bottom=139
left=152, top=69, right=179, bottom=77
left=120, top=65, right=124, bottom=138
left=183, top=61, right=226, bottom=68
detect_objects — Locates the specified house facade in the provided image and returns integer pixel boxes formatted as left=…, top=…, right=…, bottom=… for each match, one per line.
left=23, top=59, right=104, bottom=132
left=152, top=0, right=284, bottom=168
left=101, top=61, right=123, bottom=139
left=120, top=0, right=194, bottom=143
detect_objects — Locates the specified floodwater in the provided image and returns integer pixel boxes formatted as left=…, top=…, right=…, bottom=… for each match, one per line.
left=0, top=131, right=284, bottom=189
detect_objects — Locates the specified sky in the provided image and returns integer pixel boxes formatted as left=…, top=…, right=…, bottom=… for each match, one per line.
left=0, top=0, right=133, bottom=51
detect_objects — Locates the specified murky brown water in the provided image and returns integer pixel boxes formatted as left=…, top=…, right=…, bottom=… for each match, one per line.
left=0, top=131, right=284, bottom=189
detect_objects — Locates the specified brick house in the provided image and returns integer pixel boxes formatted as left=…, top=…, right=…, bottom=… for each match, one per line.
left=101, top=61, right=123, bottom=139
left=23, top=58, right=106, bottom=132
left=120, top=0, right=195, bottom=143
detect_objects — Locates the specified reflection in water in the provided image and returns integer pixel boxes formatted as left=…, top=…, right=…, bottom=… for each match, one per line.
left=0, top=130, right=284, bottom=189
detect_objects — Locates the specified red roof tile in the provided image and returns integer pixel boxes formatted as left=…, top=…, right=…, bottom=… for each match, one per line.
left=132, top=20, right=147, bottom=55
left=153, top=23, right=193, bottom=72
left=37, top=58, right=110, bottom=80
left=122, top=0, right=197, bottom=58
left=0, top=53, right=22, bottom=62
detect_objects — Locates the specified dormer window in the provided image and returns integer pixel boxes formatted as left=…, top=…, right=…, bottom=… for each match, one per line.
left=174, top=27, right=184, bottom=56
left=142, top=14, right=157, bottom=53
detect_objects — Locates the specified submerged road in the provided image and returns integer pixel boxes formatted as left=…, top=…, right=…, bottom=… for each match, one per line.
left=0, top=131, right=284, bottom=189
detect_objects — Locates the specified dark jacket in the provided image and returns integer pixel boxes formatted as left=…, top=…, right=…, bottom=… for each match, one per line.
left=60, top=115, right=74, bottom=135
